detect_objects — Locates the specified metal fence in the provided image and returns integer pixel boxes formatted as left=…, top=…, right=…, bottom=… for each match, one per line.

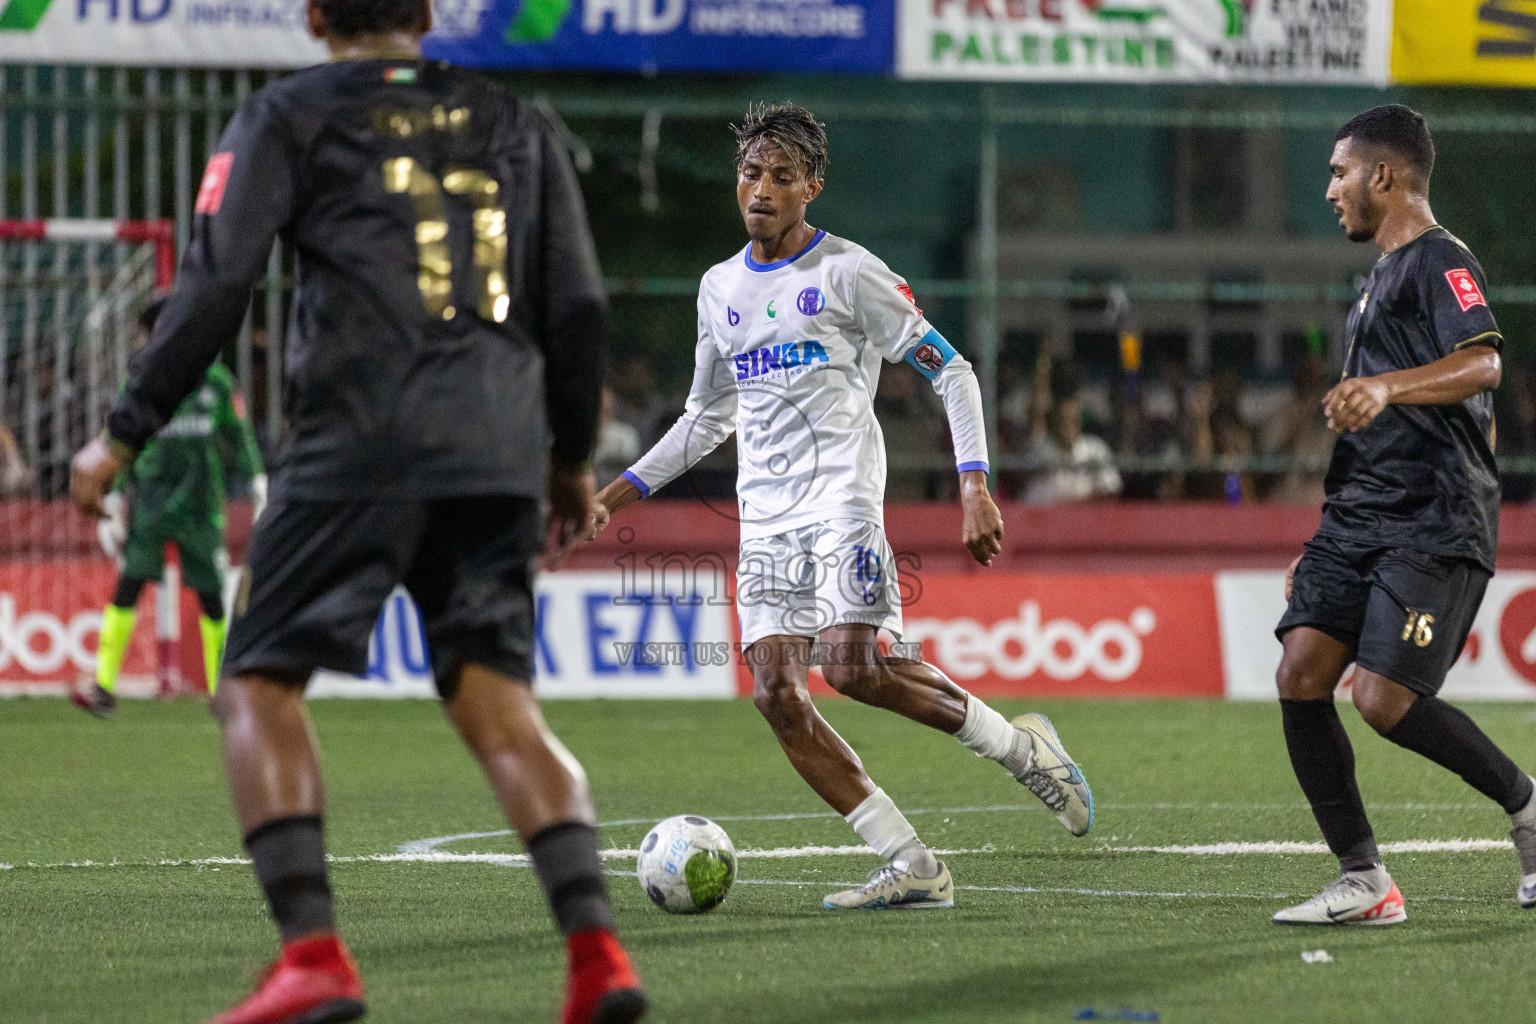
left=1, top=66, right=282, bottom=455
left=4, top=65, right=1535, bottom=488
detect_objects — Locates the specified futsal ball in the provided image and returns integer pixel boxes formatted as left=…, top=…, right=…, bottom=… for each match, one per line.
left=636, top=815, right=737, bottom=914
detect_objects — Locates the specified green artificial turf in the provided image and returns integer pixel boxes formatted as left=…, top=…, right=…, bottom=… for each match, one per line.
left=3, top=697, right=1535, bottom=1023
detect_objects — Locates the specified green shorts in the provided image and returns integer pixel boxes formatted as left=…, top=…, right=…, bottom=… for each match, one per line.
left=121, top=508, right=227, bottom=597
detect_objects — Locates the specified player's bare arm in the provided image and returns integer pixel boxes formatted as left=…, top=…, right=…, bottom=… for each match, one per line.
left=69, top=436, right=130, bottom=519
left=1323, top=344, right=1501, bottom=433
left=591, top=475, right=643, bottom=538
left=959, top=469, right=1003, bottom=566
left=546, top=462, right=602, bottom=566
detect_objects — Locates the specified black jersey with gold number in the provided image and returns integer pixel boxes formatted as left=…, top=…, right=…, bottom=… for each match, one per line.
left=107, top=59, right=605, bottom=500
left=1317, top=226, right=1502, bottom=571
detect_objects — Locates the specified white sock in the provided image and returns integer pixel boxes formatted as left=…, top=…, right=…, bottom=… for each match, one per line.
left=845, top=788, right=936, bottom=875
left=1511, top=776, right=1536, bottom=826
left=955, top=693, right=1020, bottom=762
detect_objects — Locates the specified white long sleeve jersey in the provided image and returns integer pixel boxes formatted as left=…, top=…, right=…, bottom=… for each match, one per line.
left=624, top=230, right=988, bottom=542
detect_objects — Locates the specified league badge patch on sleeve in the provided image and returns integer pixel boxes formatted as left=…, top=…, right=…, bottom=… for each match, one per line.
left=895, top=283, right=923, bottom=315
left=1445, top=269, right=1487, bottom=312
left=195, top=152, right=233, bottom=216
left=905, top=328, right=957, bottom=380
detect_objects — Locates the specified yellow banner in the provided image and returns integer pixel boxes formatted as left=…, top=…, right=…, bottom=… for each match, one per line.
left=1393, top=0, right=1536, bottom=85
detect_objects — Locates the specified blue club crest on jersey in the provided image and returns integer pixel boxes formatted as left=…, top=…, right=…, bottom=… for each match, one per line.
left=797, top=287, right=825, bottom=316
left=733, top=340, right=830, bottom=381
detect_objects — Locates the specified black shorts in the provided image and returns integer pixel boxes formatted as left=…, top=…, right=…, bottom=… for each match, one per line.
left=224, top=495, right=541, bottom=697
left=1275, top=536, right=1488, bottom=696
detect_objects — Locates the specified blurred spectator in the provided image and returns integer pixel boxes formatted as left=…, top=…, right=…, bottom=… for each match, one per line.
left=1116, top=355, right=1191, bottom=500
left=609, top=352, right=669, bottom=445
left=1259, top=355, right=1334, bottom=505
left=30, top=363, right=69, bottom=499
left=593, top=386, right=641, bottom=488
left=0, top=422, right=33, bottom=496
left=1188, top=370, right=1255, bottom=503
left=996, top=352, right=1029, bottom=451
left=1019, top=350, right=1121, bottom=504
left=875, top=363, right=945, bottom=500
left=1497, top=365, right=1536, bottom=503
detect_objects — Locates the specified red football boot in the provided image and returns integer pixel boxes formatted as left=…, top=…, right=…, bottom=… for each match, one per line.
left=208, top=934, right=366, bottom=1024
left=562, top=929, right=646, bottom=1024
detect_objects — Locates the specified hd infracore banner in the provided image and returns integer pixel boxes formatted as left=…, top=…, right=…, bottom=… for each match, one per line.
left=0, top=0, right=327, bottom=66
left=423, top=0, right=895, bottom=72
left=0, top=0, right=893, bottom=71
left=897, top=0, right=1392, bottom=82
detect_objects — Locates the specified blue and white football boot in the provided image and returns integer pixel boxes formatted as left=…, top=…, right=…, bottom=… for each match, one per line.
left=1011, top=713, right=1094, bottom=837
left=823, top=861, right=954, bottom=910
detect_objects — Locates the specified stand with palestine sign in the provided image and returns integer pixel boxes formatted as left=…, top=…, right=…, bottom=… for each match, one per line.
left=897, top=0, right=1391, bottom=82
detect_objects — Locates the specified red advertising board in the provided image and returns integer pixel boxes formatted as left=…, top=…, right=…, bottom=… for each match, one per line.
left=0, top=559, right=198, bottom=692
left=731, top=572, right=1225, bottom=699
left=900, top=573, right=1224, bottom=698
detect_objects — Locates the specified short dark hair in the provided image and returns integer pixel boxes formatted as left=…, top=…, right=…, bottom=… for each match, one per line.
left=313, top=0, right=425, bottom=37
left=733, top=102, right=829, bottom=182
left=1335, top=104, right=1435, bottom=180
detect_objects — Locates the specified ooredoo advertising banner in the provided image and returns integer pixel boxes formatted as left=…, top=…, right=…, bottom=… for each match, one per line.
left=1392, top=0, right=1536, bottom=86
left=897, top=0, right=1392, bottom=82
left=895, top=572, right=1225, bottom=698
left=1217, top=571, right=1536, bottom=701
left=0, top=562, right=157, bottom=693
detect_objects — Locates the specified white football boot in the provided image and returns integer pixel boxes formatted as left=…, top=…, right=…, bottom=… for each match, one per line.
left=823, top=861, right=954, bottom=910
left=1010, top=713, right=1094, bottom=836
left=1272, top=868, right=1406, bottom=926
left=1510, top=819, right=1536, bottom=909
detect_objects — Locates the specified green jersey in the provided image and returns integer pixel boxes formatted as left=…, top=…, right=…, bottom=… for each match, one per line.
left=116, top=363, right=264, bottom=529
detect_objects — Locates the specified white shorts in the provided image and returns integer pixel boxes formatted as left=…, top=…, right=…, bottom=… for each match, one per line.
left=735, top=518, right=903, bottom=646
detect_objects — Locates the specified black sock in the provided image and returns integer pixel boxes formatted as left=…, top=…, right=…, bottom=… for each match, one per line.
left=1384, top=697, right=1535, bottom=815
left=528, top=821, right=614, bottom=937
left=244, top=815, right=335, bottom=942
left=111, top=575, right=148, bottom=608
left=1280, top=699, right=1380, bottom=872
left=196, top=588, right=225, bottom=620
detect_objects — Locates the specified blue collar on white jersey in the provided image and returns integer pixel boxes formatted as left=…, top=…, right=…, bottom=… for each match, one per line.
left=743, top=229, right=826, bottom=273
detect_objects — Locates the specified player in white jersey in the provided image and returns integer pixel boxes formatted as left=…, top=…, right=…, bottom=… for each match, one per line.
left=592, top=103, right=1092, bottom=910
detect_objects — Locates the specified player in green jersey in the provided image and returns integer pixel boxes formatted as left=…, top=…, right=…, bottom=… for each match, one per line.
left=73, top=298, right=265, bottom=717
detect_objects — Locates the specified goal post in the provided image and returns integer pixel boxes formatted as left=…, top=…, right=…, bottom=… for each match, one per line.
left=0, top=218, right=193, bottom=697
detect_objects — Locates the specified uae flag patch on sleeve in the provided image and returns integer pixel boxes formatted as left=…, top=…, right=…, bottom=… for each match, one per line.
left=1445, top=269, right=1487, bottom=312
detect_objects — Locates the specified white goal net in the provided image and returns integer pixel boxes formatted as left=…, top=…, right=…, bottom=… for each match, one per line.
left=0, top=220, right=178, bottom=695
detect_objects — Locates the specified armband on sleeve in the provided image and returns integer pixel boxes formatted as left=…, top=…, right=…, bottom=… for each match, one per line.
left=904, top=328, right=959, bottom=381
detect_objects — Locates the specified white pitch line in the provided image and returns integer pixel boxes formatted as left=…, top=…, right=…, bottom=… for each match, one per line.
left=4, top=837, right=1514, bottom=874
left=1107, top=839, right=1514, bottom=855
left=0, top=846, right=990, bottom=872
left=398, top=803, right=1489, bottom=855
left=1, top=853, right=1514, bottom=904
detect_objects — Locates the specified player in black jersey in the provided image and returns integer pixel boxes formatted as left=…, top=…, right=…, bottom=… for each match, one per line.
left=1271, top=105, right=1536, bottom=926
left=68, top=1, right=646, bottom=1021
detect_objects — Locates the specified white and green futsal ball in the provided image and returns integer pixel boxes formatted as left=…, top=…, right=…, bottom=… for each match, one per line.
left=637, top=815, right=737, bottom=914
